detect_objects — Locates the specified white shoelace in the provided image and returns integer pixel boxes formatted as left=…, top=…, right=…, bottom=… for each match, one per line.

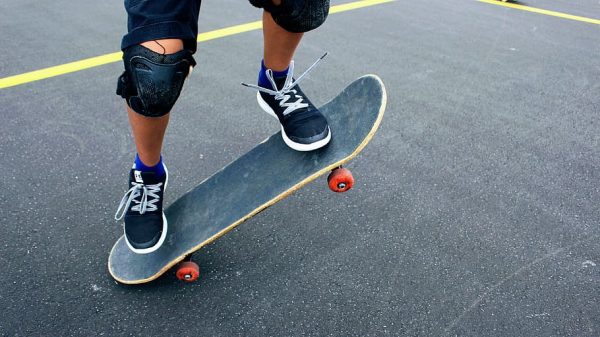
left=242, top=52, right=328, bottom=116
left=114, top=181, right=163, bottom=221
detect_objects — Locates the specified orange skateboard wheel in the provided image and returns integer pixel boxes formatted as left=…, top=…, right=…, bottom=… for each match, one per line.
left=327, top=167, right=354, bottom=192
left=176, top=261, right=200, bottom=282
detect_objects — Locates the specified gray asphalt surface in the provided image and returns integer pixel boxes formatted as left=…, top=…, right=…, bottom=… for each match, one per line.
left=1, top=0, right=599, bottom=336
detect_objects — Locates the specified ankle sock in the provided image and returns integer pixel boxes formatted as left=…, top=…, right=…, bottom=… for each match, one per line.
left=258, top=60, right=289, bottom=89
left=134, top=154, right=165, bottom=177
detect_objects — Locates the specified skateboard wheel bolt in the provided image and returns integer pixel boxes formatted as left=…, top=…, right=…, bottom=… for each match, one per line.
left=176, top=261, right=200, bottom=282
left=327, top=167, right=354, bottom=193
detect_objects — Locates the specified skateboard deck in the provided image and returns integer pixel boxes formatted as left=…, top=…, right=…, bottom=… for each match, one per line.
left=108, top=74, right=387, bottom=284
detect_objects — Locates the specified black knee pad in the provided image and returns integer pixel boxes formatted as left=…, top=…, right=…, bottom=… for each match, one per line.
left=249, top=0, right=330, bottom=33
left=116, top=45, right=196, bottom=117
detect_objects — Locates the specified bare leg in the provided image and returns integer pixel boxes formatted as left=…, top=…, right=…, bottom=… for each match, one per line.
left=262, top=9, right=303, bottom=71
left=257, top=4, right=331, bottom=152
left=127, top=39, right=184, bottom=166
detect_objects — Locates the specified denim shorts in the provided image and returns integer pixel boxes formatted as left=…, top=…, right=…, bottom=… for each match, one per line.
left=121, top=0, right=202, bottom=52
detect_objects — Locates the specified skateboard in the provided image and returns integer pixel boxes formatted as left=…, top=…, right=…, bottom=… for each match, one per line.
left=108, top=74, right=387, bottom=284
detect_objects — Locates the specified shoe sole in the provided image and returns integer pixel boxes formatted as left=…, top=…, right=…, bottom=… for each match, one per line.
left=256, top=92, right=331, bottom=152
left=124, top=164, right=169, bottom=255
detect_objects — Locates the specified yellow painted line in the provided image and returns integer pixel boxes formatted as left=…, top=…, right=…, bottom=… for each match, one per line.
left=478, top=0, right=600, bottom=25
left=330, top=0, right=394, bottom=13
left=0, top=0, right=394, bottom=90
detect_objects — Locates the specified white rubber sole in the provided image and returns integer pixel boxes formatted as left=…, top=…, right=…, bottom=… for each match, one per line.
left=256, top=92, right=331, bottom=152
left=124, top=164, right=169, bottom=255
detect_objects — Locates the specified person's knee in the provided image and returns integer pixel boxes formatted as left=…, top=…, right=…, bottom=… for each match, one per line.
left=250, top=0, right=330, bottom=33
left=116, top=43, right=196, bottom=117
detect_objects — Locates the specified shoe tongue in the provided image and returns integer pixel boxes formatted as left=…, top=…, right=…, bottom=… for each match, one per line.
left=273, top=76, right=287, bottom=91
left=133, top=170, right=159, bottom=184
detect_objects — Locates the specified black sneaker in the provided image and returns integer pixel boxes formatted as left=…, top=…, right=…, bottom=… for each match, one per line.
left=243, top=55, right=331, bottom=151
left=114, top=165, right=168, bottom=254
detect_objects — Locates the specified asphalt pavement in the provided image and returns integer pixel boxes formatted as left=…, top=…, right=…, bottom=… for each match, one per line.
left=1, top=0, right=599, bottom=336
